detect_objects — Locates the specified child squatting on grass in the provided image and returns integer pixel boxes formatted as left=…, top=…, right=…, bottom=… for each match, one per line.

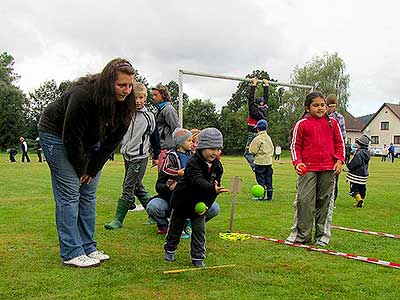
left=345, top=134, right=371, bottom=208
left=164, top=128, right=229, bottom=267
left=287, top=92, right=345, bottom=247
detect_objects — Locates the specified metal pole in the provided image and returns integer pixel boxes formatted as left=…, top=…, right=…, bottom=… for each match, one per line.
left=180, top=69, right=313, bottom=90
left=178, top=70, right=184, bottom=127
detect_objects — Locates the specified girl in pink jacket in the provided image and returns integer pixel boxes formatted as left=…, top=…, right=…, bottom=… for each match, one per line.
left=287, top=92, right=344, bottom=247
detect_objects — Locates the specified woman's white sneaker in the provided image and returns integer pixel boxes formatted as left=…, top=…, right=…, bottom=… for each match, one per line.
left=87, top=250, right=110, bottom=261
left=63, top=254, right=100, bottom=268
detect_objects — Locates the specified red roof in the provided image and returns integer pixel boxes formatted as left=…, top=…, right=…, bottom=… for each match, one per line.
left=344, top=112, right=364, bottom=132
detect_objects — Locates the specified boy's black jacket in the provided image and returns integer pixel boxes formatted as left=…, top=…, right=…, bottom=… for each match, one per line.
left=171, top=151, right=223, bottom=217
left=347, top=146, right=370, bottom=177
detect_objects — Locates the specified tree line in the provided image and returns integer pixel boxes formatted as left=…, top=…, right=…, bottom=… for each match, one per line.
left=0, top=52, right=350, bottom=153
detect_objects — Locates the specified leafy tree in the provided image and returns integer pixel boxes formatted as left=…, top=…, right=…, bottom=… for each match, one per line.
left=219, top=106, right=248, bottom=154
left=166, top=80, right=189, bottom=109
left=287, top=52, right=350, bottom=119
left=0, top=52, right=26, bottom=149
left=183, top=98, right=219, bottom=130
left=25, top=80, right=62, bottom=137
left=0, top=52, right=20, bottom=84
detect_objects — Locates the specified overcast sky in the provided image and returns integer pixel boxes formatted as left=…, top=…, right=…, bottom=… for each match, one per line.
left=2, top=0, right=400, bottom=117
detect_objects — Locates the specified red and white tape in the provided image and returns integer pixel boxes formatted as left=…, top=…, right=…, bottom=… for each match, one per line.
left=332, top=225, right=400, bottom=239
left=249, top=234, right=400, bottom=269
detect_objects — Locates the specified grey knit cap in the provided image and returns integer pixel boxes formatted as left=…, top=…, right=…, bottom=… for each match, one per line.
left=356, top=134, right=371, bottom=146
left=197, top=128, right=223, bottom=149
left=172, top=128, right=192, bottom=147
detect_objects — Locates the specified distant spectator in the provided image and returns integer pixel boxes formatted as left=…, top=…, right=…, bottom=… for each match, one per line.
left=35, top=137, right=43, bottom=162
left=19, top=136, right=30, bottom=163
left=274, top=145, right=281, bottom=161
left=381, top=144, right=388, bottom=162
left=388, top=143, right=395, bottom=163
left=9, top=149, right=18, bottom=163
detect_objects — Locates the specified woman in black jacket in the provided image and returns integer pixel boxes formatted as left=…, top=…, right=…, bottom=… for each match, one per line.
left=39, top=58, right=136, bottom=268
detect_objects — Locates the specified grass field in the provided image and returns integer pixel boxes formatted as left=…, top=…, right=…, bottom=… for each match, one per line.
left=0, top=152, right=399, bottom=299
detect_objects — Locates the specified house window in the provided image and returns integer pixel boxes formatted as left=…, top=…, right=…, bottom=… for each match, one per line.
left=371, top=136, right=379, bottom=144
left=381, top=121, right=389, bottom=130
left=394, top=136, right=400, bottom=144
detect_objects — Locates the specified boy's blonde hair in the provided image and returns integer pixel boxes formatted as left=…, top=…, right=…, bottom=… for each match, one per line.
left=326, top=94, right=338, bottom=106
left=190, top=128, right=200, bottom=143
left=133, top=82, right=147, bottom=97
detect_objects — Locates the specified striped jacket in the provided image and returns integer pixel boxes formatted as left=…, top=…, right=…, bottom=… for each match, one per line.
left=346, top=146, right=370, bottom=185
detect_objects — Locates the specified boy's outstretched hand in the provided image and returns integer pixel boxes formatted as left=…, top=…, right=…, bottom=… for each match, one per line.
left=215, top=181, right=230, bottom=194
left=333, top=160, right=343, bottom=175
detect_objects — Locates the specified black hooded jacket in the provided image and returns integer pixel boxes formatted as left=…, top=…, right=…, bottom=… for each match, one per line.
left=347, top=146, right=370, bottom=177
left=170, top=151, right=224, bottom=217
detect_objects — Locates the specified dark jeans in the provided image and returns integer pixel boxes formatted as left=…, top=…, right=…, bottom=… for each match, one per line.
left=121, top=157, right=150, bottom=207
left=37, top=150, right=43, bottom=162
left=22, top=151, right=30, bottom=163
left=350, top=183, right=366, bottom=199
left=254, top=164, right=273, bottom=192
left=164, top=210, right=206, bottom=260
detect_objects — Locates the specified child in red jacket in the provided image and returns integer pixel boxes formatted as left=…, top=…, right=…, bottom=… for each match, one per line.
left=287, top=92, right=344, bottom=247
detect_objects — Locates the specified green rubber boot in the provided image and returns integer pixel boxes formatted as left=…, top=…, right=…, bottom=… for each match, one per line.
left=104, top=198, right=130, bottom=230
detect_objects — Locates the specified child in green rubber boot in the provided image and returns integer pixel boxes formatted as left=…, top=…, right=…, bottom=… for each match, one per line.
left=105, top=82, right=160, bottom=230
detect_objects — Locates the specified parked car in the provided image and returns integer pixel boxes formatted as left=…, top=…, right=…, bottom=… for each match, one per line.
left=350, top=143, right=358, bottom=155
left=370, top=146, right=383, bottom=157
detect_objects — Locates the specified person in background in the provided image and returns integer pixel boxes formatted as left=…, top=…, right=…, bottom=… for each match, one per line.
left=274, top=145, right=281, bottom=161
left=244, top=77, right=269, bottom=171
left=152, top=83, right=179, bottom=171
left=39, top=58, right=136, bottom=268
left=35, top=137, right=43, bottom=162
left=19, top=136, right=30, bottom=163
left=346, top=135, right=371, bottom=208
left=326, top=94, right=346, bottom=204
left=249, top=119, right=274, bottom=200
left=381, top=144, right=388, bottom=162
left=388, top=143, right=395, bottom=163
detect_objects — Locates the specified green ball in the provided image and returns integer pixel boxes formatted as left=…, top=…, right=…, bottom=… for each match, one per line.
left=195, top=202, right=207, bottom=214
left=251, top=184, right=265, bottom=198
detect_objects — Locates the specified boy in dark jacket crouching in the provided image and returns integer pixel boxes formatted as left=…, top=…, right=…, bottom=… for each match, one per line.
left=164, top=128, right=229, bottom=267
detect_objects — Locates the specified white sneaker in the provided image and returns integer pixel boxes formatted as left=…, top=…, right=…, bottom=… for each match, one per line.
left=63, top=254, right=100, bottom=268
left=87, top=250, right=110, bottom=261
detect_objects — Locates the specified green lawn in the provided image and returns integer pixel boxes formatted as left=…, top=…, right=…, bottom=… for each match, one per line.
left=0, top=152, right=399, bottom=299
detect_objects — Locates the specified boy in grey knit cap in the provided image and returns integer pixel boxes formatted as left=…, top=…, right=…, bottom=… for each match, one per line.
left=164, top=128, right=229, bottom=267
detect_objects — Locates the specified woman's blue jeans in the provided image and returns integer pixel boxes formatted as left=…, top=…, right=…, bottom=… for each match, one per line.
left=40, top=131, right=101, bottom=261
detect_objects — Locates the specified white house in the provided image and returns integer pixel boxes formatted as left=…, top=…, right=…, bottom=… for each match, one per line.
left=361, top=103, right=400, bottom=146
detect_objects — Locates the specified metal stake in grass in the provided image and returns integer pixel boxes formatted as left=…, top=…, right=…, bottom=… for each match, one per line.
left=163, top=264, right=236, bottom=274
